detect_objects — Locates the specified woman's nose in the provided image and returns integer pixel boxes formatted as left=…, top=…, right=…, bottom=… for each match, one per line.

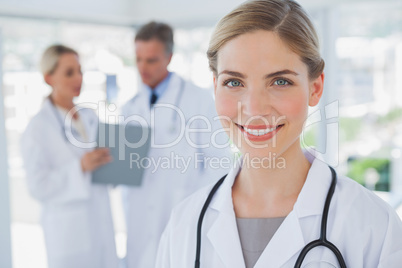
left=242, top=88, right=270, bottom=117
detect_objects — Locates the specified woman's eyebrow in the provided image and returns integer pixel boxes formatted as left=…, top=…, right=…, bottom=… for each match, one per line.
left=265, top=69, right=299, bottom=79
left=218, top=70, right=246, bottom=78
left=217, top=69, right=299, bottom=79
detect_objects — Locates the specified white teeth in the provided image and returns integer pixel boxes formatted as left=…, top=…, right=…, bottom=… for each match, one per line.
left=243, top=126, right=278, bottom=136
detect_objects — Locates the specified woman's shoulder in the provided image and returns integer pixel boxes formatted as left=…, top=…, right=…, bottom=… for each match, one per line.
left=25, top=103, right=54, bottom=131
left=335, top=174, right=401, bottom=229
left=337, top=175, right=394, bottom=212
left=335, top=175, right=402, bottom=265
left=175, top=182, right=216, bottom=211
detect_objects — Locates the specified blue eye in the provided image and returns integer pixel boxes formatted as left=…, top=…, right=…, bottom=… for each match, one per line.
left=225, top=80, right=242, bottom=87
left=273, top=79, right=289, bottom=86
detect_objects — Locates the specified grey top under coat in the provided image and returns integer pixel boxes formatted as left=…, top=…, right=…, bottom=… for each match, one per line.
left=236, top=217, right=286, bottom=268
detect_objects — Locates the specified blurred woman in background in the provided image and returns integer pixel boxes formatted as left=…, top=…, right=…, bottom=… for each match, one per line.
left=21, top=44, right=118, bottom=268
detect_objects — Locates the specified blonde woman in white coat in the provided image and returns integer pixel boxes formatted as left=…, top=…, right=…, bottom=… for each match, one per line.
left=21, top=45, right=118, bottom=268
left=156, top=1, right=402, bottom=267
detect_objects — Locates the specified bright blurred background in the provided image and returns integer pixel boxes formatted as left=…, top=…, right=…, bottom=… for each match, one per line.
left=1, top=0, right=402, bottom=267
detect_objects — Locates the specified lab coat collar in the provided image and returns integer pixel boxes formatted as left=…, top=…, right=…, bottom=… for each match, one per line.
left=206, top=153, right=333, bottom=267
left=208, top=152, right=332, bottom=217
left=78, top=107, right=97, bottom=143
left=42, top=97, right=63, bottom=127
left=142, top=72, right=172, bottom=98
left=258, top=156, right=333, bottom=267
left=138, top=72, right=183, bottom=107
left=136, top=83, right=152, bottom=101
left=206, top=158, right=245, bottom=267
left=42, top=98, right=96, bottom=152
left=208, top=156, right=240, bottom=212
left=294, top=153, right=332, bottom=218
left=157, top=72, right=184, bottom=106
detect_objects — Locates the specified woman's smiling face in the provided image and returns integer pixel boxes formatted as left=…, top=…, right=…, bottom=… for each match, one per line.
left=214, top=30, right=323, bottom=158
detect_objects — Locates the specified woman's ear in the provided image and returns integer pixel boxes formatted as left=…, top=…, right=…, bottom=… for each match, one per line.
left=309, top=72, right=324, bottom=106
left=44, top=73, right=53, bottom=87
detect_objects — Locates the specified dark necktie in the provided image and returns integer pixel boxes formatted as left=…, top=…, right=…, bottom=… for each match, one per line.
left=150, top=92, right=158, bottom=107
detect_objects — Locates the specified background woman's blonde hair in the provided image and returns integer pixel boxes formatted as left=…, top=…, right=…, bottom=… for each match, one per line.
left=207, top=0, right=325, bottom=79
left=40, top=44, right=78, bottom=76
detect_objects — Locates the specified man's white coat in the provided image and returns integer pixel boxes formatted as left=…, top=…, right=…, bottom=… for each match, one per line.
left=121, top=73, right=232, bottom=268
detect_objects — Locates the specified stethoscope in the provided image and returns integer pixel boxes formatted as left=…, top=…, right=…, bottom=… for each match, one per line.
left=195, top=166, right=347, bottom=268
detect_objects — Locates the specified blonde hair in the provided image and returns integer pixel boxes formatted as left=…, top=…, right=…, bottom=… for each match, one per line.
left=207, top=0, right=325, bottom=79
left=40, top=44, right=78, bottom=76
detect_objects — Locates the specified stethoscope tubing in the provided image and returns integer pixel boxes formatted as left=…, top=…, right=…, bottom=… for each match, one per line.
left=49, top=96, right=70, bottom=141
left=195, top=174, right=226, bottom=268
left=294, top=166, right=347, bottom=268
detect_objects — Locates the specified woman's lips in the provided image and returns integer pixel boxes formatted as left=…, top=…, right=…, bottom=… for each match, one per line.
left=235, top=123, right=284, bottom=141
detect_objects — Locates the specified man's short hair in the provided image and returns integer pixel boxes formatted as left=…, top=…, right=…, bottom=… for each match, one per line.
left=135, top=21, right=174, bottom=55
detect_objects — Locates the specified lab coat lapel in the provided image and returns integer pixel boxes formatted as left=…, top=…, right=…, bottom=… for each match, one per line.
left=294, top=156, right=333, bottom=219
left=206, top=162, right=246, bottom=268
left=43, top=98, right=74, bottom=148
left=207, top=210, right=245, bottom=268
left=43, top=99, right=90, bottom=156
left=135, top=85, right=152, bottom=121
left=124, top=83, right=151, bottom=123
left=151, top=73, right=184, bottom=140
left=255, top=157, right=333, bottom=268
left=43, top=98, right=61, bottom=128
left=78, top=108, right=97, bottom=146
left=254, top=211, right=305, bottom=268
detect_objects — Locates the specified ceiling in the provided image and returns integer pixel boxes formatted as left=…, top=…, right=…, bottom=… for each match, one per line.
left=0, top=0, right=398, bottom=28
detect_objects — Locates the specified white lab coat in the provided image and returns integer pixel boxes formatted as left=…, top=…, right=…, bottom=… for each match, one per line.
left=156, top=153, right=402, bottom=268
left=120, top=73, right=232, bottom=268
left=21, top=98, right=118, bottom=268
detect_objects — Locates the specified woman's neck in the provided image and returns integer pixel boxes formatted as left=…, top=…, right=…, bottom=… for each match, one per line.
left=232, top=143, right=311, bottom=218
left=50, top=92, right=74, bottom=111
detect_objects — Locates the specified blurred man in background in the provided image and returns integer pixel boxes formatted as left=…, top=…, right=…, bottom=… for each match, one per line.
left=120, top=21, right=232, bottom=268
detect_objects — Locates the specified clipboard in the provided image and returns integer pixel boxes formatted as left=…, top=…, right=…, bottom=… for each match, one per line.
left=92, top=123, right=151, bottom=186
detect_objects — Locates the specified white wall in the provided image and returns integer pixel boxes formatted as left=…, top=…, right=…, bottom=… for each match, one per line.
left=0, top=0, right=133, bottom=25
left=127, top=0, right=244, bottom=27
left=0, top=0, right=246, bottom=26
